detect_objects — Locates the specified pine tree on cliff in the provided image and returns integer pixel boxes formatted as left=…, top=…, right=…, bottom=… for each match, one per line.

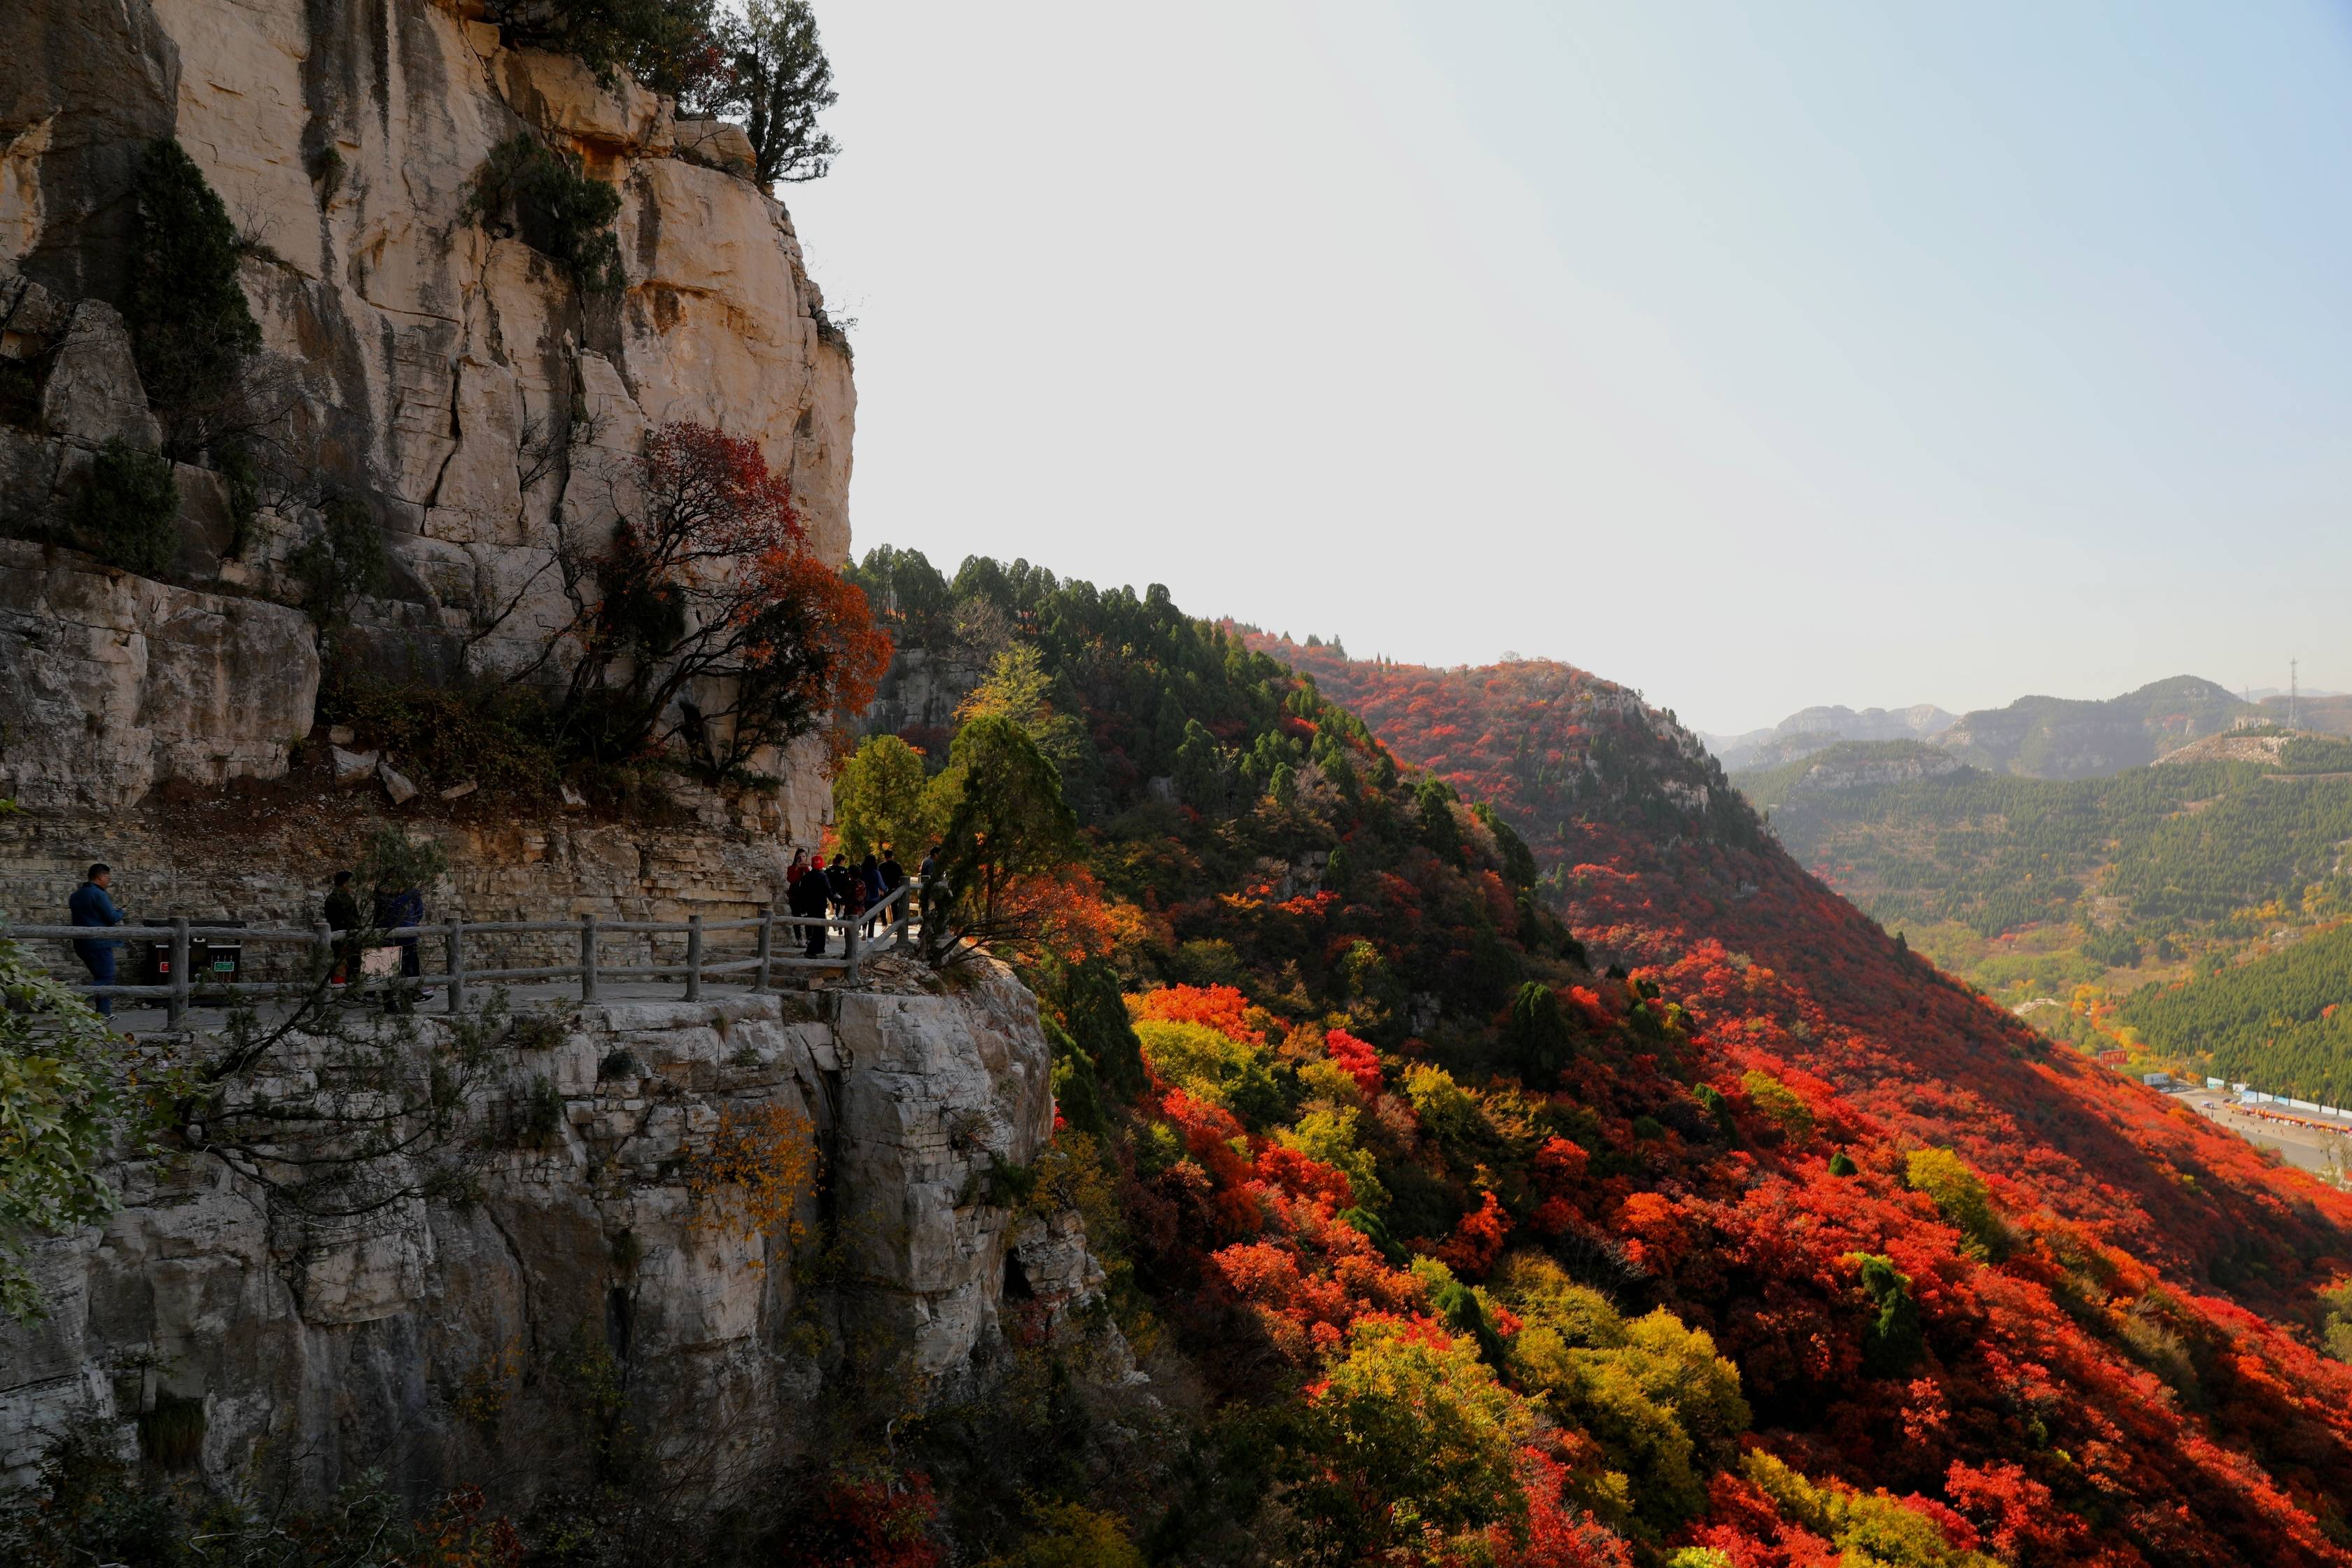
left=125, top=138, right=261, bottom=452
left=716, top=0, right=842, bottom=186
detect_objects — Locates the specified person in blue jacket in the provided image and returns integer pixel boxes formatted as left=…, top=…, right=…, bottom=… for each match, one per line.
left=69, top=862, right=126, bottom=1018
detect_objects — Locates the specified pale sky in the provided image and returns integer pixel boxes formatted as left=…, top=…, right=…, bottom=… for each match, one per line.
left=785, top=1, right=2352, bottom=736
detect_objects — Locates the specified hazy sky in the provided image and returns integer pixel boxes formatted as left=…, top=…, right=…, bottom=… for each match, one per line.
left=785, top=1, right=2352, bottom=736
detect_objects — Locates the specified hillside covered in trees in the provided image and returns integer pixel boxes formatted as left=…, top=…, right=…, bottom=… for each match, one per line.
left=1724, top=733, right=2352, bottom=1084
left=816, top=556, right=2352, bottom=1568
left=2118, top=926, right=2352, bottom=1106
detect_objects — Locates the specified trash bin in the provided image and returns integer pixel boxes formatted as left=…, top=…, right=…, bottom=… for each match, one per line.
left=192, top=923, right=245, bottom=995
left=137, top=920, right=175, bottom=987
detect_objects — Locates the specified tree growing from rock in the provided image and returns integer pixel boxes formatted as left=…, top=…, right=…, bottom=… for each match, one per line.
left=545, top=420, right=890, bottom=780
left=713, top=0, right=842, bottom=186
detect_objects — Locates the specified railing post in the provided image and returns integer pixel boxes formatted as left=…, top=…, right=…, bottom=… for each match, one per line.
left=843, top=903, right=860, bottom=986
left=314, top=920, right=333, bottom=993
left=580, top=913, right=599, bottom=1003
left=167, top=917, right=189, bottom=1030
left=755, top=905, right=774, bottom=991
left=685, top=913, right=703, bottom=1002
left=447, top=918, right=466, bottom=1016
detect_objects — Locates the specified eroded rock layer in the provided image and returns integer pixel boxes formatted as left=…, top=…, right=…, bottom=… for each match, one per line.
left=0, top=964, right=1089, bottom=1499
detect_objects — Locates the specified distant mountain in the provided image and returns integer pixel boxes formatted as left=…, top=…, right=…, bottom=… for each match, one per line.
left=1698, top=701, right=1955, bottom=772
left=1931, top=675, right=2258, bottom=780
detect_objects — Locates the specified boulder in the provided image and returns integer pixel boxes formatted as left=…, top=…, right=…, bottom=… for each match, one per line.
left=38, top=301, right=158, bottom=449
left=330, top=746, right=379, bottom=785
left=0, top=538, right=319, bottom=809
left=670, top=118, right=758, bottom=180
left=0, top=975, right=1096, bottom=1499
left=497, top=48, right=668, bottom=153
left=378, top=761, right=419, bottom=805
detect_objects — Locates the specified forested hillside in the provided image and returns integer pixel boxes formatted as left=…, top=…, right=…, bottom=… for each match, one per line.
left=1730, top=734, right=2352, bottom=1081
left=2119, top=927, right=2352, bottom=1105
left=821, top=556, right=2352, bottom=1568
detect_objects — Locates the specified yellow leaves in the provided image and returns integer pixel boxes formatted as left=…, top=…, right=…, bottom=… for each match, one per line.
left=687, top=1101, right=817, bottom=1269
left=1740, top=1069, right=1814, bottom=1139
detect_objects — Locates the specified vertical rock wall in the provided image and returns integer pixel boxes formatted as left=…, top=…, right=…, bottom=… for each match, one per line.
left=0, top=0, right=853, bottom=824
left=0, top=962, right=1084, bottom=1504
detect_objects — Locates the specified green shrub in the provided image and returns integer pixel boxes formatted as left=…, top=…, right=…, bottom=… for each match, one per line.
left=1741, top=1068, right=1814, bottom=1140
left=71, top=439, right=178, bottom=576
left=358, top=827, right=449, bottom=896
left=125, top=139, right=262, bottom=440
left=519, top=1074, right=565, bottom=1148
left=318, top=668, right=566, bottom=802
left=500, top=0, right=724, bottom=97
left=463, top=136, right=626, bottom=291
left=1849, top=1252, right=1924, bottom=1375
left=288, top=493, right=388, bottom=628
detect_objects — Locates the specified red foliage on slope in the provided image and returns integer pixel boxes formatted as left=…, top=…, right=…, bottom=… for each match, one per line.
left=1217, top=641, right=2352, bottom=1564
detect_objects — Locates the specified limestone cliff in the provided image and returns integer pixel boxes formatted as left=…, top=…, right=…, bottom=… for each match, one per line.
left=0, top=0, right=853, bottom=832
left=0, top=961, right=1105, bottom=1502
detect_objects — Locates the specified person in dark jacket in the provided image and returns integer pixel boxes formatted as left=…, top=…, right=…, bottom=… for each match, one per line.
left=323, top=870, right=360, bottom=985
left=69, top=862, right=125, bottom=1018
left=917, top=844, right=944, bottom=939
left=878, top=848, right=906, bottom=934
left=859, top=853, right=885, bottom=935
left=791, top=854, right=831, bottom=957
left=372, top=880, right=432, bottom=994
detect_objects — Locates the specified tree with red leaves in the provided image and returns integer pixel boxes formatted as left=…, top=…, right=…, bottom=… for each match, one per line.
left=547, top=421, right=891, bottom=778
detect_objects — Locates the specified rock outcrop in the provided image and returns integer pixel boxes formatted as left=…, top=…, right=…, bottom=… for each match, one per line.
left=0, top=962, right=1090, bottom=1502
left=0, top=0, right=853, bottom=808
left=0, top=537, right=319, bottom=808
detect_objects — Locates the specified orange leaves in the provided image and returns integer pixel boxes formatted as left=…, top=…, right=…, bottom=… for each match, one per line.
left=1133, top=983, right=1265, bottom=1044
left=1431, top=1190, right=1511, bottom=1279
left=991, top=864, right=1124, bottom=963
left=687, top=1101, right=818, bottom=1267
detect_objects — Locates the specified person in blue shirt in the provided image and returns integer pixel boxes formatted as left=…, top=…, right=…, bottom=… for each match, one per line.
left=68, top=862, right=126, bottom=1018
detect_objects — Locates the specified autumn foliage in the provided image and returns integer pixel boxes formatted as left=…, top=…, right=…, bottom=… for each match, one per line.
left=551, top=421, right=890, bottom=777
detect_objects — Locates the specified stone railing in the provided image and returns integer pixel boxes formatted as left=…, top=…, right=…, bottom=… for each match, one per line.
left=6, top=883, right=927, bottom=1026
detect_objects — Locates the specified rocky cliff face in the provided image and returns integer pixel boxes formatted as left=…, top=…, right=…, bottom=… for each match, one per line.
left=0, top=538, right=320, bottom=809
left=0, top=961, right=1100, bottom=1503
left=0, top=0, right=853, bottom=820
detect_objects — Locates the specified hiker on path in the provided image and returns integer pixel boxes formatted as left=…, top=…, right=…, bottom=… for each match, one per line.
left=371, top=877, right=433, bottom=997
left=917, top=844, right=943, bottom=939
left=69, top=862, right=126, bottom=1018
left=791, top=853, right=832, bottom=957
left=323, top=870, right=360, bottom=985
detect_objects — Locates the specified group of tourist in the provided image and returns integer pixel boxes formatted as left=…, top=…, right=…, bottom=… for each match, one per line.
left=66, top=862, right=435, bottom=1018
left=783, top=844, right=934, bottom=957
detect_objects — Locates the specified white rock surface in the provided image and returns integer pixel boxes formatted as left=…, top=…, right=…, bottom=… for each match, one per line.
left=38, top=300, right=159, bottom=448
left=0, top=967, right=1098, bottom=1504
left=0, top=538, right=320, bottom=809
left=1, top=0, right=855, bottom=818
